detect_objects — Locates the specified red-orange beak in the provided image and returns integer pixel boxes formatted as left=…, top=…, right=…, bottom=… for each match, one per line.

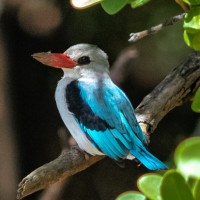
left=32, top=52, right=77, bottom=69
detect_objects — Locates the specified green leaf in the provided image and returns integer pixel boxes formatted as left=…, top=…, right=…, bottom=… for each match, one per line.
left=129, top=0, right=151, bottom=8
left=182, top=0, right=200, bottom=5
left=137, top=173, right=162, bottom=200
left=192, top=88, right=200, bottom=113
left=183, top=7, right=200, bottom=50
left=161, top=170, right=194, bottom=200
left=70, top=0, right=102, bottom=9
left=184, top=30, right=200, bottom=50
left=184, top=7, right=200, bottom=32
left=174, top=137, right=200, bottom=179
left=101, top=0, right=128, bottom=15
left=194, top=179, right=200, bottom=200
left=116, top=191, right=146, bottom=200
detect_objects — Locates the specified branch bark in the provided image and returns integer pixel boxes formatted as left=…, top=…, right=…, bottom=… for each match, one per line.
left=136, top=52, right=200, bottom=135
left=129, top=13, right=185, bottom=42
left=17, top=52, right=200, bottom=199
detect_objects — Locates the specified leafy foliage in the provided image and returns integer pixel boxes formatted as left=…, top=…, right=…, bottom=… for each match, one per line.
left=183, top=8, right=200, bottom=50
left=182, top=0, right=200, bottom=5
left=175, top=137, right=200, bottom=178
left=70, top=0, right=102, bottom=9
left=101, top=0, right=128, bottom=15
left=194, top=180, right=200, bottom=200
left=116, top=191, right=146, bottom=200
left=117, top=137, right=200, bottom=200
left=137, top=174, right=162, bottom=200
left=161, top=170, right=193, bottom=200
left=70, top=0, right=150, bottom=14
left=182, top=0, right=200, bottom=50
left=128, top=0, right=150, bottom=9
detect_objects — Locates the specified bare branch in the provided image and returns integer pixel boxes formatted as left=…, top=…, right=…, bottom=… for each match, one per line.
left=129, top=13, right=185, bottom=42
left=136, top=51, right=200, bottom=134
left=17, top=148, right=105, bottom=199
left=17, top=52, right=200, bottom=199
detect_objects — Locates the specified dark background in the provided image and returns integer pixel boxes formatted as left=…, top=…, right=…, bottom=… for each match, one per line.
left=0, top=0, right=198, bottom=199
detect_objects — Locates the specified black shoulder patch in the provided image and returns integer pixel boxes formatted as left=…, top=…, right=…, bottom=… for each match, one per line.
left=65, top=80, right=110, bottom=131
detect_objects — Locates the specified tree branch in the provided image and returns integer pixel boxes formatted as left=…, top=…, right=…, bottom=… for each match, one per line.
left=128, top=13, right=185, bottom=42
left=136, top=51, right=200, bottom=135
left=17, top=148, right=105, bottom=199
left=17, top=52, right=200, bottom=199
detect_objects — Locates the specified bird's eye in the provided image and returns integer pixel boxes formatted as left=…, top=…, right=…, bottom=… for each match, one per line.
left=77, top=56, right=91, bottom=65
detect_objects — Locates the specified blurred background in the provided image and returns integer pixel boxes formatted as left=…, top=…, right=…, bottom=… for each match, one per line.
left=0, top=0, right=198, bottom=199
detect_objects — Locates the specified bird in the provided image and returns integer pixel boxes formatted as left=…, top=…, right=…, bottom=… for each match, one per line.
left=32, top=43, right=167, bottom=170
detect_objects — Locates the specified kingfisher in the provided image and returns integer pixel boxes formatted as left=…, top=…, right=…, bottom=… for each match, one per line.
left=32, top=43, right=167, bottom=170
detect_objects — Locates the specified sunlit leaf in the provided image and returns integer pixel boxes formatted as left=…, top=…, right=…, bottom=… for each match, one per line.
left=182, top=0, right=200, bottom=5
left=101, top=0, right=128, bottom=15
left=191, top=88, right=200, bottom=113
left=184, top=30, right=200, bottom=50
left=137, top=173, right=162, bottom=200
left=70, top=0, right=102, bottom=9
left=194, top=179, right=200, bottom=200
left=186, top=177, right=197, bottom=191
left=183, top=7, right=200, bottom=50
left=175, top=137, right=200, bottom=179
left=184, top=7, right=200, bottom=32
left=116, top=191, right=146, bottom=200
left=129, top=0, right=150, bottom=8
left=161, top=170, right=193, bottom=200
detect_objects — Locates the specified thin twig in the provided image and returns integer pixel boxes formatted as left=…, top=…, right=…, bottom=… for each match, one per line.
left=128, top=13, right=185, bottom=42
left=17, top=52, right=200, bottom=199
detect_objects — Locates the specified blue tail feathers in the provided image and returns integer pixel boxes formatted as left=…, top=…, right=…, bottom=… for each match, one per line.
left=130, top=148, right=168, bottom=170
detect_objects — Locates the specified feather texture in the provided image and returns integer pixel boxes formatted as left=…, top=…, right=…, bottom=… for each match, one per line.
left=63, top=77, right=167, bottom=169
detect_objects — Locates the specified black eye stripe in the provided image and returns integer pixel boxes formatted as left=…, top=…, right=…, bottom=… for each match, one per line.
left=77, top=56, right=91, bottom=65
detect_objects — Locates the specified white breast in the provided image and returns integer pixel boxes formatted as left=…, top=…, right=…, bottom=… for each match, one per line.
left=55, top=77, right=104, bottom=156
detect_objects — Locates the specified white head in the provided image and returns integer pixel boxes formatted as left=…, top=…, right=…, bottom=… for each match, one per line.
left=32, top=43, right=110, bottom=79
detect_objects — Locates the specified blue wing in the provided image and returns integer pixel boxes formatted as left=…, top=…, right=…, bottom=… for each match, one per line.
left=65, top=78, right=167, bottom=170
left=78, top=78, right=147, bottom=143
left=66, top=78, right=146, bottom=158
